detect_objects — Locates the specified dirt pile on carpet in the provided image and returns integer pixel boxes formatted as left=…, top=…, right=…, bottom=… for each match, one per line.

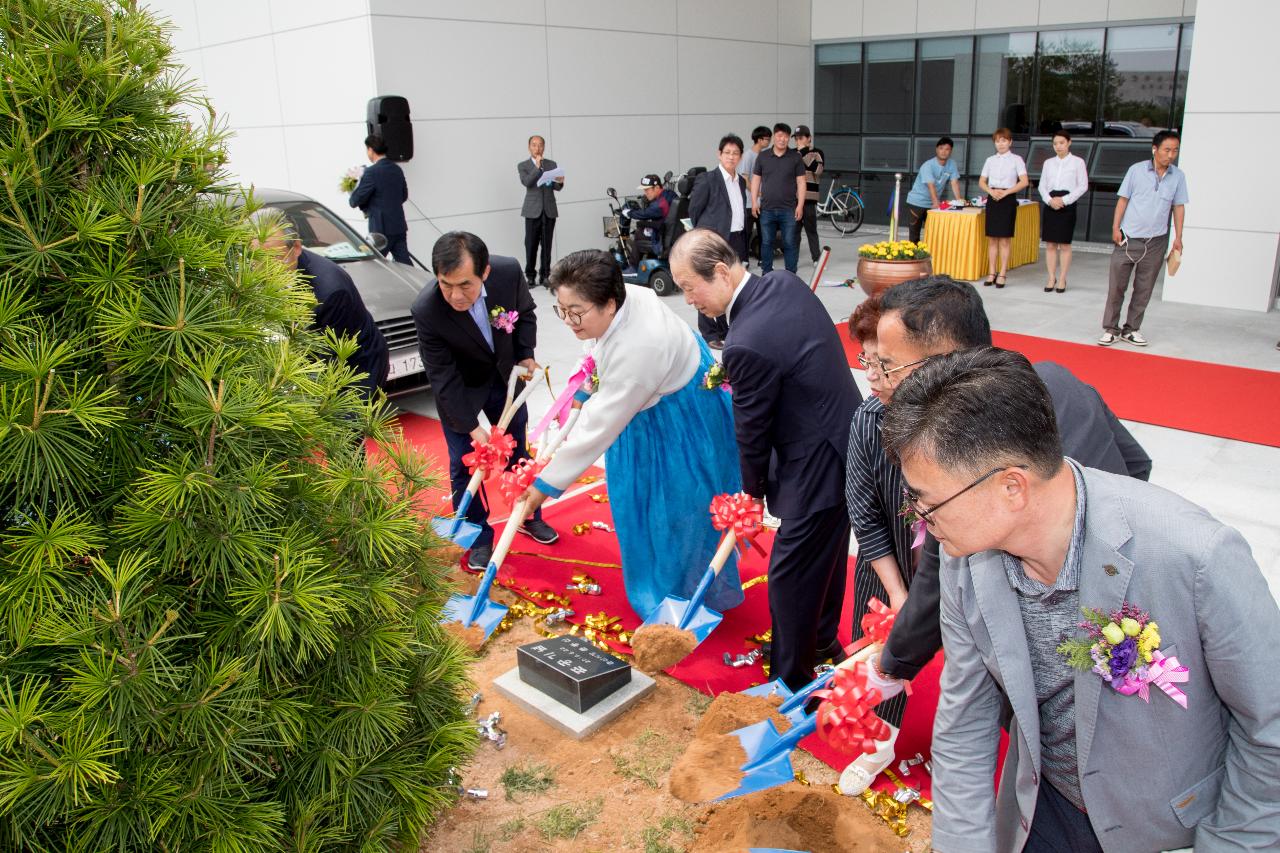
left=695, top=691, right=790, bottom=738
left=631, top=623, right=697, bottom=672
left=668, top=732, right=749, bottom=803
left=692, top=783, right=902, bottom=852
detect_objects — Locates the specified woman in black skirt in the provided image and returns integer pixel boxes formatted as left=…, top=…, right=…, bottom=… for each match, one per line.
left=977, top=128, right=1028, bottom=288
left=1037, top=129, right=1089, bottom=292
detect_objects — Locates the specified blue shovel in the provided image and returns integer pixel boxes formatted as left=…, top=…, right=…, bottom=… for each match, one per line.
left=430, top=366, right=543, bottom=548
left=638, top=529, right=738, bottom=647
left=740, top=642, right=882, bottom=726
left=714, top=713, right=819, bottom=801
left=441, top=496, right=530, bottom=641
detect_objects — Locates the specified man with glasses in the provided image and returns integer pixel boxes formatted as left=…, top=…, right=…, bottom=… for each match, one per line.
left=881, top=347, right=1280, bottom=853
left=848, top=276, right=1150, bottom=698
left=411, top=231, right=559, bottom=571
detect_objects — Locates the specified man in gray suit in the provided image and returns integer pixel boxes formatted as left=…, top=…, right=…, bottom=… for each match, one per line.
left=517, top=134, right=562, bottom=288
left=880, top=347, right=1280, bottom=853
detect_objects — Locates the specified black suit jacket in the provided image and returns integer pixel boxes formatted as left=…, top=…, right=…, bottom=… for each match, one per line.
left=297, top=248, right=388, bottom=379
left=688, top=166, right=749, bottom=238
left=348, top=158, right=409, bottom=236
left=723, top=272, right=861, bottom=518
left=879, top=359, right=1153, bottom=679
left=410, top=256, right=536, bottom=434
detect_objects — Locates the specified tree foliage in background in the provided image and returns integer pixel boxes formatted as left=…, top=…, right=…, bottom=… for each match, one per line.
left=0, top=1, right=475, bottom=848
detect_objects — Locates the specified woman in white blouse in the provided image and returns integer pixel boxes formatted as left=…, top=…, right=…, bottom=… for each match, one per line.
left=1037, top=129, right=1089, bottom=293
left=977, top=127, right=1029, bottom=288
left=521, top=250, right=744, bottom=622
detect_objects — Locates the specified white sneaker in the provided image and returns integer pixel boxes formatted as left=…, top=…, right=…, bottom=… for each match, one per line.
left=838, top=723, right=899, bottom=796
left=1097, top=332, right=1117, bottom=347
left=1121, top=330, right=1148, bottom=346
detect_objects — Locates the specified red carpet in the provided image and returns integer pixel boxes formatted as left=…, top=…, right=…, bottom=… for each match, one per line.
left=384, top=412, right=943, bottom=798
left=836, top=323, right=1280, bottom=448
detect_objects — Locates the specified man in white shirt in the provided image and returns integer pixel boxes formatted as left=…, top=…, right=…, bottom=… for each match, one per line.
left=688, top=134, right=751, bottom=348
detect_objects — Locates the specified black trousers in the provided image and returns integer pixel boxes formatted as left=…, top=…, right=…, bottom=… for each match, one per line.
left=801, top=200, right=821, bottom=262
left=768, top=502, right=851, bottom=690
left=523, top=214, right=556, bottom=283
left=1024, top=782, right=1103, bottom=853
left=440, top=379, right=543, bottom=551
left=696, top=229, right=744, bottom=342
left=384, top=232, right=411, bottom=265
left=906, top=204, right=930, bottom=244
left=879, top=532, right=941, bottom=680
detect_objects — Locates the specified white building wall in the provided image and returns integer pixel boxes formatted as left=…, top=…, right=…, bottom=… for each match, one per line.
left=147, top=0, right=813, bottom=271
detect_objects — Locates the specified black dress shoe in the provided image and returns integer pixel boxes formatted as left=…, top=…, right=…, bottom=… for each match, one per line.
left=706, top=338, right=725, bottom=350
left=519, top=518, right=559, bottom=545
left=466, top=545, right=493, bottom=572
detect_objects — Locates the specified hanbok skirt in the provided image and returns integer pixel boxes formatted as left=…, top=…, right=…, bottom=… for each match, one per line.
left=605, top=338, right=744, bottom=622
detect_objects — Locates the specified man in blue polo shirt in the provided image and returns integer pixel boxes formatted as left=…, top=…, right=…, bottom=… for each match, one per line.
left=905, top=136, right=963, bottom=243
left=1099, top=129, right=1188, bottom=347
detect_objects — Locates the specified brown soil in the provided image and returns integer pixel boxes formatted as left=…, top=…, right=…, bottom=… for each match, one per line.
left=694, top=691, right=790, bottom=738
left=446, top=567, right=481, bottom=597
left=631, top=623, right=698, bottom=673
left=692, top=783, right=903, bottom=853
left=443, top=620, right=487, bottom=652
left=668, top=733, right=749, bottom=803
left=420, top=590, right=933, bottom=852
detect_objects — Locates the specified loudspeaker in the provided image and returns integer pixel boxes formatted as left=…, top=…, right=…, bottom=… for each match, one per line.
left=367, top=95, right=413, bottom=162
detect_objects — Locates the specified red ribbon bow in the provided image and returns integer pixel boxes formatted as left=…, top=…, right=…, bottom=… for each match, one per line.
left=709, top=492, right=765, bottom=555
left=860, top=597, right=896, bottom=646
left=499, top=457, right=547, bottom=503
left=461, top=427, right=517, bottom=475
left=812, top=662, right=891, bottom=756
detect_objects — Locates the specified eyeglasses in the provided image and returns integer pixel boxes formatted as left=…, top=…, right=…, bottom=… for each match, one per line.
left=856, top=353, right=879, bottom=374
left=552, top=303, right=597, bottom=325
left=903, top=464, right=1028, bottom=525
left=876, top=354, right=932, bottom=383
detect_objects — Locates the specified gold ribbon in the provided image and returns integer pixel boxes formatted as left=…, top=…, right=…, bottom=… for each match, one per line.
left=509, top=550, right=622, bottom=570
left=590, top=493, right=609, bottom=503
left=741, top=575, right=768, bottom=592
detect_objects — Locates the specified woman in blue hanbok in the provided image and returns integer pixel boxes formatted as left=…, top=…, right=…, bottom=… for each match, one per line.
left=521, top=249, right=743, bottom=621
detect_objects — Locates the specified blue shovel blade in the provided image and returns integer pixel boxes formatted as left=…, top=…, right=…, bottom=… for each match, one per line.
left=639, top=596, right=723, bottom=645
left=430, top=515, right=482, bottom=550
left=441, top=593, right=508, bottom=641
left=741, top=680, right=794, bottom=701
left=715, top=720, right=797, bottom=801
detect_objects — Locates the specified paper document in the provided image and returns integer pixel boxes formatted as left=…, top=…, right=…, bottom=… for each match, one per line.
left=537, top=166, right=565, bottom=186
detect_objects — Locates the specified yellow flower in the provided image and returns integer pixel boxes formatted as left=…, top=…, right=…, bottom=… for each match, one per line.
left=1138, top=622, right=1161, bottom=663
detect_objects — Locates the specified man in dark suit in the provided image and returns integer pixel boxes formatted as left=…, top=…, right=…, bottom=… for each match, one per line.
left=349, top=134, right=410, bottom=265
left=256, top=216, right=388, bottom=402
left=670, top=229, right=862, bottom=690
left=688, top=134, right=751, bottom=349
left=411, top=232, right=559, bottom=569
left=517, top=134, right=563, bottom=288
left=855, top=276, right=1153, bottom=691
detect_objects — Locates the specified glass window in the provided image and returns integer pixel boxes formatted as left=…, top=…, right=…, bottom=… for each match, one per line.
left=821, top=134, right=861, bottom=173
left=865, top=40, right=916, bottom=133
left=974, top=32, right=1036, bottom=134
left=272, top=201, right=377, bottom=262
left=1103, top=24, right=1179, bottom=134
left=815, top=43, right=863, bottom=134
left=861, top=136, right=911, bottom=172
left=917, top=37, right=973, bottom=134
left=1027, top=138, right=1095, bottom=178
left=1036, top=29, right=1104, bottom=136
left=1172, top=24, right=1193, bottom=129
left=1091, top=141, right=1150, bottom=182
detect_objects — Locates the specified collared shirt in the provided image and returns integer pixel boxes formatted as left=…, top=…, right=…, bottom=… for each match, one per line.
left=907, top=156, right=960, bottom=208
left=467, top=285, right=494, bottom=350
left=1118, top=160, right=1189, bottom=239
left=720, top=164, right=745, bottom=233
left=980, top=151, right=1027, bottom=190
left=1037, top=153, right=1089, bottom=206
left=1003, top=460, right=1088, bottom=811
left=725, top=267, right=752, bottom=325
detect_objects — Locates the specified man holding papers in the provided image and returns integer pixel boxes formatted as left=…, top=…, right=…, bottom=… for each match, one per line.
left=518, top=134, right=564, bottom=288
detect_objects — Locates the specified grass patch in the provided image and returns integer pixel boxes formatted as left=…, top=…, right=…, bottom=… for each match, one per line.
left=641, top=813, right=696, bottom=853
left=611, top=728, right=682, bottom=789
left=461, top=827, right=490, bottom=853
left=498, top=761, right=556, bottom=801
left=684, top=690, right=714, bottom=716
left=533, top=797, right=601, bottom=840
left=496, top=818, right=525, bottom=841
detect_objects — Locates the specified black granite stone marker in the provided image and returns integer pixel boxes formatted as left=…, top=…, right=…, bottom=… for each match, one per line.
left=516, top=635, right=631, bottom=714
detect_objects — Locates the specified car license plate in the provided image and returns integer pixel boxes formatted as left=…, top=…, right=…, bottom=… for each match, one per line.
left=387, top=351, right=422, bottom=380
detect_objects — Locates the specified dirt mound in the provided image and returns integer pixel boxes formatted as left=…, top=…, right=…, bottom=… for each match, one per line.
left=668, top=733, right=748, bottom=803
left=692, top=783, right=902, bottom=853
left=695, top=691, right=790, bottom=738
left=442, top=620, right=486, bottom=652
left=631, top=623, right=697, bottom=672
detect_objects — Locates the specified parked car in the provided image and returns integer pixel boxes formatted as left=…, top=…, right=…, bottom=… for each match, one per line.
left=254, top=188, right=429, bottom=395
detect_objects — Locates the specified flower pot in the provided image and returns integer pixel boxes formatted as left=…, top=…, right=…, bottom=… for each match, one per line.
left=856, top=257, right=934, bottom=297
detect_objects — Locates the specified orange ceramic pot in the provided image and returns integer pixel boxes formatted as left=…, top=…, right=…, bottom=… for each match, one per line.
left=856, top=257, right=934, bottom=297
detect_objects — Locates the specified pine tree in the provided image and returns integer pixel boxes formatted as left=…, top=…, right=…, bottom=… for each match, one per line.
left=0, top=1, right=475, bottom=848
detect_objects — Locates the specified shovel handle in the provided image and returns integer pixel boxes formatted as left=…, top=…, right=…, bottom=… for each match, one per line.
left=496, top=366, right=544, bottom=432
left=538, top=404, right=583, bottom=461
left=709, top=529, right=738, bottom=576
left=488, top=495, right=531, bottom=571
left=447, top=469, right=487, bottom=535
left=835, top=641, right=881, bottom=672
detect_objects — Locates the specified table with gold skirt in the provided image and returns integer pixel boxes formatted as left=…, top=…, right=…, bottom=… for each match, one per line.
left=923, top=204, right=1040, bottom=281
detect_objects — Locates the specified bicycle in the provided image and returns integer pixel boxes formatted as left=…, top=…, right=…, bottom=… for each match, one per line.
left=815, top=172, right=865, bottom=235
